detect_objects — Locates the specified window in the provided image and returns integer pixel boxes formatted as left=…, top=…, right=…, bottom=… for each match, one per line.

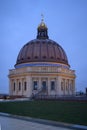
left=61, top=82, right=63, bottom=91
left=51, top=81, right=55, bottom=90
left=24, top=82, right=27, bottom=91
left=50, top=56, right=54, bottom=59
left=33, top=81, right=38, bottom=90
left=19, top=82, right=21, bottom=91
left=34, top=56, right=38, bottom=59
left=43, top=56, right=46, bottom=59
left=42, top=81, right=46, bottom=90
left=13, top=82, right=15, bottom=91
left=27, top=57, right=30, bottom=59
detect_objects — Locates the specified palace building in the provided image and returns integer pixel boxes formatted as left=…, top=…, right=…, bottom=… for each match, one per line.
left=8, top=18, right=76, bottom=98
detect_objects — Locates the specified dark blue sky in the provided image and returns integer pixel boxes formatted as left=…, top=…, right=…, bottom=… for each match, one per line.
left=0, top=0, right=87, bottom=93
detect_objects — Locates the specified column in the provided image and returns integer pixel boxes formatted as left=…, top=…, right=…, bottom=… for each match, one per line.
left=63, top=79, right=66, bottom=95
left=73, top=79, right=75, bottom=95
left=20, top=78, right=23, bottom=96
left=47, top=77, right=50, bottom=95
left=56, top=76, right=61, bottom=96
left=65, top=79, right=66, bottom=95
left=9, top=79, right=12, bottom=95
left=26, top=76, right=32, bottom=97
left=38, top=77, right=42, bottom=90
left=67, top=79, right=69, bottom=95
left=16, top=79, right=18, bottom=95
left=21, top=78, right=24, bottom=96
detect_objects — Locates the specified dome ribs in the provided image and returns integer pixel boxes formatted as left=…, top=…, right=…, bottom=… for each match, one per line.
left=59, top=46, right=68, bottom=63
left=22, top=44, right=28, bottom=61
left=41, top=41, right=48, bottom=60
left=33, top=41, right=40, bottom=59
left=16, top=39, right=69, bottom=66
left=53, top=42, right=57, bottom=60
left=17, top=47, right=24, bottom=64
left=26, top=43, right=31, bottom=60
left=27, top=42, right=33, bottom=60
left=58, top=46, right=64, bottom=60
left=56, top=45, right=61, bottom=60
left=48, top=41, right=55, bottom=59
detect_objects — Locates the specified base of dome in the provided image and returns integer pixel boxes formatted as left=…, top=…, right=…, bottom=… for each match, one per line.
left=15, top=62, right=69, bottom=69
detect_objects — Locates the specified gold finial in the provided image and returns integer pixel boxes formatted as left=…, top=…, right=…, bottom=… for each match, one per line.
left=41, top=14, right=44, bottom=22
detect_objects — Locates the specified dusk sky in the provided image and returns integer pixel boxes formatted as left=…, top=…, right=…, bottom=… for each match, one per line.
left=0, top=0, right=87, bottom=93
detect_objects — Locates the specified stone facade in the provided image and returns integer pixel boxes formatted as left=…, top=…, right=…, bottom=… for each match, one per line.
left=9, top=62, right=75, bottom=97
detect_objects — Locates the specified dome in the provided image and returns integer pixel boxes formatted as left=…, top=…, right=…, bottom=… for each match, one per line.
left=15, top=20, right=69, bottom=67
left=16, top=39, right=69, bottom=66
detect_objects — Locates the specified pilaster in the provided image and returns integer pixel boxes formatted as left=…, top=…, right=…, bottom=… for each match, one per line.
left=38, top=77, right=42, bottom=90
left=47, top=77, right=50, bottom=95
left=56, top=76, right=61, bottom=96
left=9, top=79, right=12, bottom=95
left=26, top=76, right=32, bottom=97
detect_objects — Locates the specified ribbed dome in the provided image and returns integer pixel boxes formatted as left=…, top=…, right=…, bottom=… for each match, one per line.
left=15, top=20, right=69, bottom=67
left=15, top=39, right=69, bottom=66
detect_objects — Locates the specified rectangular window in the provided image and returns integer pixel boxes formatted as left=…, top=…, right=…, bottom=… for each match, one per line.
left=33, top=81, right=38, bottom=90
left=19, top=82, right=21, bottom=91
left=24, top=82, right=27, bottom=91
left=42, top=81, right=46, bottom=90
left=13, top=82, right=15, bottom=91
left=51, top=81, right=55, bottom=90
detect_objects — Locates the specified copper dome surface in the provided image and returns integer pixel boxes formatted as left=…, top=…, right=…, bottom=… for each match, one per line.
left=15, top=20, right=69, bottom=67
left=16, top=39, right=69, bottom=66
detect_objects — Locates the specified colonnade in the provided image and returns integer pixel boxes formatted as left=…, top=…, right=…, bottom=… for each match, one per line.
left=9, top=76, right=75, bottom=97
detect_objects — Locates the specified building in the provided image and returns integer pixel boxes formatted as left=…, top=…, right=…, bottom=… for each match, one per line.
left=8, top=19, right=76, bottom=98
